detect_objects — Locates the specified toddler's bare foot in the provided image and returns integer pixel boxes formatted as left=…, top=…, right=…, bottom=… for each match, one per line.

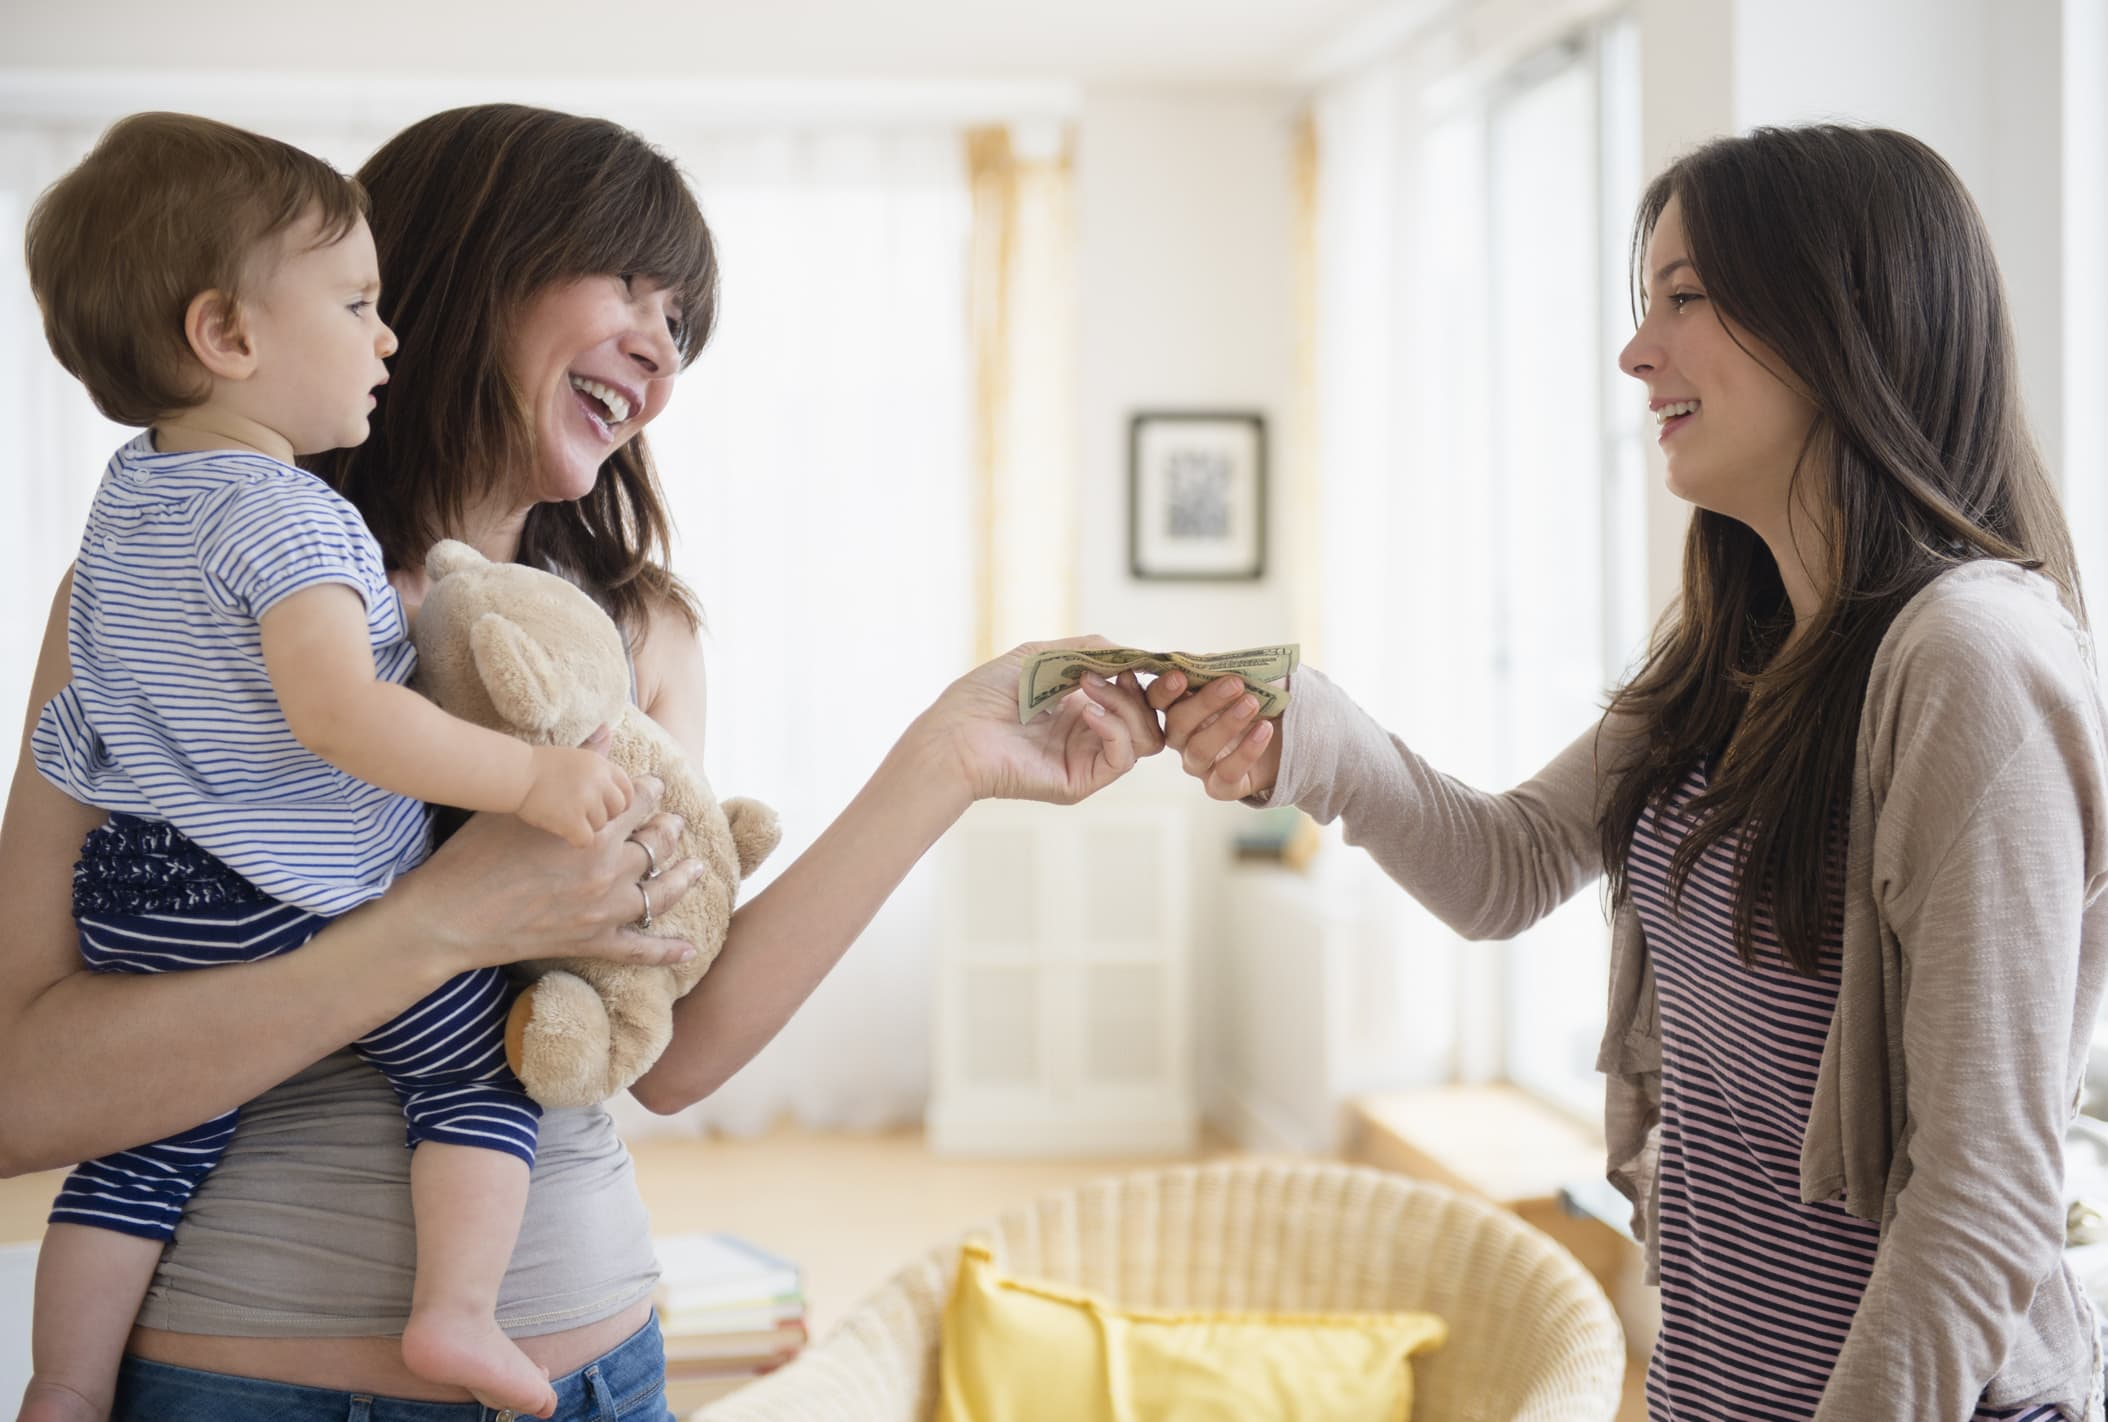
left=16, top=1376, right=110, bottom=1422
left=401, top=1306, right=557, bottom=1418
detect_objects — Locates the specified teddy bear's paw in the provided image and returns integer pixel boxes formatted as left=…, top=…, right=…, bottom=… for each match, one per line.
left=507, top=971, right=617, bottom=1108
left=723, top=797, right=782, bottom=879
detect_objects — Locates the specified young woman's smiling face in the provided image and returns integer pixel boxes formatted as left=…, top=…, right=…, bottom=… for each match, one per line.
left=1619, top=195, right=1822, bottom=539
left=506, top=272, right=683, bottom=503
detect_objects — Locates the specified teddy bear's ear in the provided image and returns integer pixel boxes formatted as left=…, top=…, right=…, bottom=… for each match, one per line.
left=470, top=612, right=565, bottom=733
left=426, top=540, right=489, bottom=582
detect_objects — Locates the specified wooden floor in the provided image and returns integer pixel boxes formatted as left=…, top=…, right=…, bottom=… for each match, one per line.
left=0, top=1126, right=1647, bottom=1418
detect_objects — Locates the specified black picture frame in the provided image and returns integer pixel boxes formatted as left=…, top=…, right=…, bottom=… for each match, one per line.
left=1127, top=412, right=1267, bottom=581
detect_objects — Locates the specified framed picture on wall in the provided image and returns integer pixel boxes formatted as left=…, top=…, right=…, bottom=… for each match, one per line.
left=1127, top=412, right=1267, bottom=580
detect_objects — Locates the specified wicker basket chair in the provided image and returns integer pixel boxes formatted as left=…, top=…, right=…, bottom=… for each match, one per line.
left=693, top=1159, right=1626, bottom=1422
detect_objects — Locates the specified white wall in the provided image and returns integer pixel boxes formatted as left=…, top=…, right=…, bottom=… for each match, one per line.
left=2065, top=0, right=2108, bottom=610
left=1073, top=89, right=1301, bottom=650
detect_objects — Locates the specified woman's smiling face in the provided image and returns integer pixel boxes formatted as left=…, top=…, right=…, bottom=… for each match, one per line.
left=507, top=272, right=684, bottom=504
left=1619, top=195, right=1822, bottom=536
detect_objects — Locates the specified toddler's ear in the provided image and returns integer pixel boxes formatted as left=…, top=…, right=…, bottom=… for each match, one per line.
left=183, top=290, right=255, bottom=379
left=471, top=612, right=564, bottom=733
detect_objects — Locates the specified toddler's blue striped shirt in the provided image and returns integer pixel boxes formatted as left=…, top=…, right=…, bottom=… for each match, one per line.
left=32, top=434, right=429, bottom=915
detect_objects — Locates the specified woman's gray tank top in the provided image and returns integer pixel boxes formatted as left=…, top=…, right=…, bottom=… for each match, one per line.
left=137, top=605, right=661, bottom=1337
left=134, top=1028, right=659, bottom=1337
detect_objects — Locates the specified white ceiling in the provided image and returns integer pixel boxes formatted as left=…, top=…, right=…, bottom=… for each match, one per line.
left=9, top=0, right=1421, bottom=86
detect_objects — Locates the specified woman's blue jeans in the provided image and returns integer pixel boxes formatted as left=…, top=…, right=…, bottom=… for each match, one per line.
left=111, top=1314, right=676, bottom=1421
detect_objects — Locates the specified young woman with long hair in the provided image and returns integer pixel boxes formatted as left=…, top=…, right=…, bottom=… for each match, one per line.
left=1154, top=124, right=2108, bottom=1420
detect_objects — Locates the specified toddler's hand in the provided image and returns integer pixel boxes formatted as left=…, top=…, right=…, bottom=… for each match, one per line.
left=517, top=745, right=633, bottom=848
left=1146, top=670, right=1285, bottom=801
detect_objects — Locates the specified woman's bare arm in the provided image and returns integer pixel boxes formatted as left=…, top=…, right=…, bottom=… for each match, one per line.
left=0, top=569, right=702, bottom=1175
left=628, top=604, right=1164, bottom=1114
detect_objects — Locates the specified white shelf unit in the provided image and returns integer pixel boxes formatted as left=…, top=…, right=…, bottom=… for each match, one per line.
left=927, top=796, right=1196, bottom=1156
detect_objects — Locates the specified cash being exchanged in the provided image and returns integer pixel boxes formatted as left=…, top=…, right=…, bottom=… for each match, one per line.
left=1016, top=644, right=1300, bottom=724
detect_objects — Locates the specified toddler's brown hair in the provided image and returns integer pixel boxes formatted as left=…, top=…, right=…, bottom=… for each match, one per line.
left=25, top=112, right=368, bottom=426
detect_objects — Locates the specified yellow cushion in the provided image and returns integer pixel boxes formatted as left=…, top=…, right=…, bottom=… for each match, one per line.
left=935, top=1243, right=1448, bottom=1422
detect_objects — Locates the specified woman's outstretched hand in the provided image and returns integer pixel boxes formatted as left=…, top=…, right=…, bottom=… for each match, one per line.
left=1147, top=668, right=1285, bottom=801
left=922, top=636, right=1167, bottom=803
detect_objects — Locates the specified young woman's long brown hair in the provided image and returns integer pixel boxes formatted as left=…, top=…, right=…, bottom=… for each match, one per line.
left=311, top=104, right=715, bottom=631
left=1599, top=124, right=2083, bottom=974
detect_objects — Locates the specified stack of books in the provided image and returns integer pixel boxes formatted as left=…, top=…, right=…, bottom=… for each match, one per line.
left=653, top=1232, right=807, bottom=1414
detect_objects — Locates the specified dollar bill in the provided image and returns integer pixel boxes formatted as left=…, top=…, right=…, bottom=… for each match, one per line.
left=1017, top=644, right=1299, bottom=723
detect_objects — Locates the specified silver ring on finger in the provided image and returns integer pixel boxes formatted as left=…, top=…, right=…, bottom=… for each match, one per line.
left=632, top=834, right=661, bottom=881
left=635, top=878, right=654, bottom=932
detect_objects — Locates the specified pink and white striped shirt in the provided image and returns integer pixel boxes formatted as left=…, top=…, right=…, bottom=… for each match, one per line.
left=1634, top=761, right=2066, bottom=1421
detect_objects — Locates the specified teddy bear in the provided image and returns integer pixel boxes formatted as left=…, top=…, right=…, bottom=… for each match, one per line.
left=411, top=539, right=780, bottom=1109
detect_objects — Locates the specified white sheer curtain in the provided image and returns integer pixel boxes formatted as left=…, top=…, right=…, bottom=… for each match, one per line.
left=0, top=126, right=138, bottom=736
left=625, top=130, right=973, bottom=1137
left=1307, top=14, right=1641, bottom=1111
left=0, top=105, right=974, bottom=1139
left=1304, top=58, right=1467, bottom=1091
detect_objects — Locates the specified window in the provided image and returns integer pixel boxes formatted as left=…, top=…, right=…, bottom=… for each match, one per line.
left=1486, top=21, right=1645, bottom=1119
left=1309, top=15, right=1643, bottom=1119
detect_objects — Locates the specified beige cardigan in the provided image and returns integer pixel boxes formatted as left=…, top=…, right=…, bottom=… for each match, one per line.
left=1265, top=562, right=2108, bottom=1419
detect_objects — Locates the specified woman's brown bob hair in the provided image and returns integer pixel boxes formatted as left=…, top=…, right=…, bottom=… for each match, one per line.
left=313, top=104, right=715, bottom=632
left=1599, top=124, right=2081, bottom=976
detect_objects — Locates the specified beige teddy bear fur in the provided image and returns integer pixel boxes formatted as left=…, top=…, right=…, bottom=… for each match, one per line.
left=412, top=539, right=780, bottom=1108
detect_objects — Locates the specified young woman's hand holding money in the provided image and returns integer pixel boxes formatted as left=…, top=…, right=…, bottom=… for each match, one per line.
left=1148, top=669, right=1284, bottom=801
